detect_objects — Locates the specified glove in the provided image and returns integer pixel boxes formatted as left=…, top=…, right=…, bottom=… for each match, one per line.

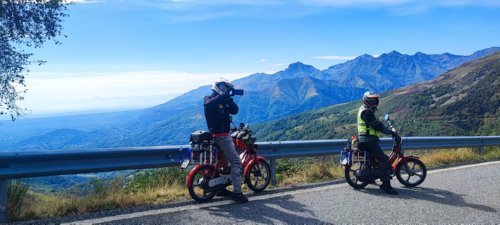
left=217, top=93, right=230, bottom=102
left=224, top=88, right=234, bottom=96
left=391, top=131, right=401, bottom=143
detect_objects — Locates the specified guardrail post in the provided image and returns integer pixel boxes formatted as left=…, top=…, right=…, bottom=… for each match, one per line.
left=479, top=138, right=484, bottom=155
left=270, top=159, right=277, bottom=187
left=0, top=179, right=7, bottom=223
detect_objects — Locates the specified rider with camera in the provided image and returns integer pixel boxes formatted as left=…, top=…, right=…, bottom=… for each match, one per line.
left=358, top=91, right=399, bottom=195
left=204, top=78, right=248, bottom=203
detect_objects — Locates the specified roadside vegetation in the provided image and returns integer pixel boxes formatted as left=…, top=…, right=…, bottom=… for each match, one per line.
left=7, top=147, right=500, bottom=222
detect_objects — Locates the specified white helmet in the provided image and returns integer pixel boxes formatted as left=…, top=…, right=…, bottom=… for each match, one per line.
left=363, top=91, right=380, bottom=108
left=211, top=78, right=234, bottom=95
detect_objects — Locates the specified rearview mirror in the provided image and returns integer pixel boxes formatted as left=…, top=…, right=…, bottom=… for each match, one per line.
left=384, top=114, right=390, bottom=121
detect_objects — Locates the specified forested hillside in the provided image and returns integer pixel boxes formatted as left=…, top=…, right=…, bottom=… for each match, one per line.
left=254, top=52, right=500, bottom=141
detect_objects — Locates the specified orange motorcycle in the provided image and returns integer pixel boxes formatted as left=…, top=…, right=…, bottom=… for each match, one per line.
left=181, top=123, right=271, bottom=202
left=341, top=114, right=427, bottom=189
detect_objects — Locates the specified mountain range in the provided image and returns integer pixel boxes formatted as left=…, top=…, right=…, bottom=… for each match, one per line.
left=1, top=47, right=499, bottom=150
left=253, top=52, right=500, bottom=141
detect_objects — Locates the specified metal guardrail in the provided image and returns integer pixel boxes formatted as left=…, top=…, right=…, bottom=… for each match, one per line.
left=0, top=136, right=499, bottom=222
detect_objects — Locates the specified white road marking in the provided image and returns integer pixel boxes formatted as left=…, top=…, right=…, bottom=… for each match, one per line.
left=427, top=161, right=499, bottom=174
left=63, top=160, right=500, bottom=225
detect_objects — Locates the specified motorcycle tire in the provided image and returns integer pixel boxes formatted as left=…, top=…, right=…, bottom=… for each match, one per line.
left=395, top=158, right=427, bottom=187
left=345, top=164, right=370, bottom=189
left=187, top=165, right=217, bottom=203
left=245, top=159, right=271, bottom=192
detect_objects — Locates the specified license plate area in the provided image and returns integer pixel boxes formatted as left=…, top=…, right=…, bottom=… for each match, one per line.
left=180, top=159, right=190, bottom=169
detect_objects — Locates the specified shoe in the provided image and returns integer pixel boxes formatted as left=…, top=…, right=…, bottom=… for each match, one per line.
left=216, top=189, right=232, bottom=197
left=380, top=182, right=398, bottom=195
left=231, top=192, right=249, bottom=203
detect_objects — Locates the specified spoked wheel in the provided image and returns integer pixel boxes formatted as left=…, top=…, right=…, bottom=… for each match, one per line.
left=246, top=159, right=271, bottom=192
left=345, top=162, right=369, bottom=189
left=188, top=165, right=217, bottom=203
left=396, top=158, right=427, bottom=187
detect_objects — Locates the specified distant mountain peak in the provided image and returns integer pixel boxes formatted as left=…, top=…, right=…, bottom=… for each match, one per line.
left=375, top=50, right=404, bottom=59
left=353, top=54, right=374, bottom=61
left=470, top=46, right=500, bottom=58
left=284, top=62, right=319, bottom=74
left=388, top=50, right=402, bottom=55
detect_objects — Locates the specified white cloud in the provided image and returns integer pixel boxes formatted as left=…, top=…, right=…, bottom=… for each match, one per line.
left=20, top=70, right=247, bottom=115
left=301, top=0, right=413, bottom=7
left=272, top=63, right=287, bottom=67
left=260, top=59, right=268, bottom=63
left=300, top=0, right=500, bottom=7
left=300, top=0, right=500, bottom=15
left=313, top=55, right=357, bottom=60
left=142, top=0, right=500, bottom=22
left=64, top=0, right=103, bottom=3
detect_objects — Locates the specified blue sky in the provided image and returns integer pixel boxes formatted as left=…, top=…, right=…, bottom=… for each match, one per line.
left=19, top=0, right=500, bottom=116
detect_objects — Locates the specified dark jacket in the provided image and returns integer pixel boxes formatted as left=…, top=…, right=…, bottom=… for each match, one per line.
left=204, top=92, right=239, bottom=134
left=359, top=107, right=392, bottom=143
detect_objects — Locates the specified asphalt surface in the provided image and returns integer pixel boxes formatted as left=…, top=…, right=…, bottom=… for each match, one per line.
left=57, top=161, right=500, bottom=225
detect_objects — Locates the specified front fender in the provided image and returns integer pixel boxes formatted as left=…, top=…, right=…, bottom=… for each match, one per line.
left=393, top=155, right=420, bottom=168
left=244, top=156, right=266, bottom=177
left=185, top=164, right=216, bottom=187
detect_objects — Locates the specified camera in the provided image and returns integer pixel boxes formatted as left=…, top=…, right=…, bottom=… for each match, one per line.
left=229, top=89, right=244, bottom=96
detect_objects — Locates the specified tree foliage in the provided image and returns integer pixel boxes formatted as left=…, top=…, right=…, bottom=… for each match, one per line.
left=0, top=0, right=67, bottom=120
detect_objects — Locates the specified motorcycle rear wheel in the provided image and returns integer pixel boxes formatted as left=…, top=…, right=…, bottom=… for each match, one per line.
left=245, top=159, right=271, bottom=192
left=395, top=158, right=427, bottom=187
left=345, top=163, right=369, bottom=189
left=188, top=165, right=217, bottom=203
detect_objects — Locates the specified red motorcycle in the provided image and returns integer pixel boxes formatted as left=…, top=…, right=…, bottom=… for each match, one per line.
left=181, top=123, right=271, bottom=202
left=341, top=114, right=427, bottom=189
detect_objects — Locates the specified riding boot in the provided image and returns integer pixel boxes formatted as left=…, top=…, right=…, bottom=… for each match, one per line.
left=380, top=182, right=398, bottom=195
left=231, top=192, right=249, bottom=203
left=216, top=188, right=232, bottom=196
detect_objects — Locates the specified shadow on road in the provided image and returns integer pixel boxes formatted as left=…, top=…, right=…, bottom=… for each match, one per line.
left=203, top=195, right=331, bottom=224
left=359, top=186, right=497, bottom=213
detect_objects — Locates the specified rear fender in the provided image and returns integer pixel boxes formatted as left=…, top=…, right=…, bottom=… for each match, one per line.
left=186, top=164, right=216, bottom=187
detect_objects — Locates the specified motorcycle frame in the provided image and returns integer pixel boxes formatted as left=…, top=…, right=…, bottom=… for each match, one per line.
left=387, top=141, right=420, bottom=172
left=185, top=133, right=264, bottom=188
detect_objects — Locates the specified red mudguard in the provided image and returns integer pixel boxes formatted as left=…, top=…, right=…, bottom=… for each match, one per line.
left=185, top=164, right=216, bottom=187
left=393, top=155, right=420, bottom=169
left=244, top=156, right=266, bottom=178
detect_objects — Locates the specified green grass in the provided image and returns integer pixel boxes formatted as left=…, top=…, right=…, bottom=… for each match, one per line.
left=8, top=168, right=189, bottom=222
left=274, top=146, right=500, bottom=187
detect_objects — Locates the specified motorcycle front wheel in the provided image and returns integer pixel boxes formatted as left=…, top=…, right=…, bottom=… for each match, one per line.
left=345, top=163, right=369, bottom=189
left=395, top=158, right=427, bottom=187
left=245, top=159, right=271, bottom=192
left=188, top=165, right=217, bottom=203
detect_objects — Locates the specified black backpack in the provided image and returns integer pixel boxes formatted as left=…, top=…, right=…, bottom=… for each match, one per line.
left=189, top=130, right=213, bottom=144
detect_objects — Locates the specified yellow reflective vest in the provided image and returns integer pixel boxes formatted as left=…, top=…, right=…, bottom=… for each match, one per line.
left=357, top=105, right=381, bottom=137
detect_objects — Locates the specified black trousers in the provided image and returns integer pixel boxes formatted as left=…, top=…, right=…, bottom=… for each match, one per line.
left=359, top=141, right=391, bottom=182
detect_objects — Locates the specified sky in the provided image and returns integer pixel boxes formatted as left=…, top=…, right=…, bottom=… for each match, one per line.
left=16, top=0, right=500, bottom=117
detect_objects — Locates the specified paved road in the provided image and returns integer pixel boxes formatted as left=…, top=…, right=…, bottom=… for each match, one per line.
left=61, top=161, right=500, bottom=224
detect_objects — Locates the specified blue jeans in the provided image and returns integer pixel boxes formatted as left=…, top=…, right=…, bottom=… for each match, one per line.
left=214, top=136, right=243, bottom=193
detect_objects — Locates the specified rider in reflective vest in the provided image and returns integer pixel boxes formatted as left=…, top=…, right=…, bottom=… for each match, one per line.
left=357, top=91, right=398, bottom=195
